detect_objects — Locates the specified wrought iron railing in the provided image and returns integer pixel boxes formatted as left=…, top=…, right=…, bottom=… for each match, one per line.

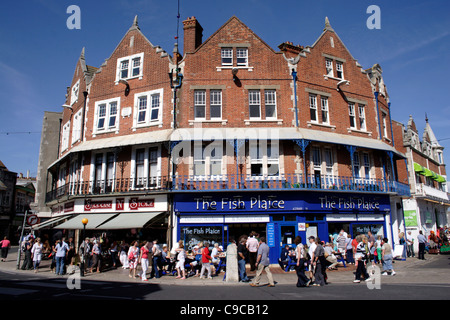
left=45, top=174, right=410, bottom=203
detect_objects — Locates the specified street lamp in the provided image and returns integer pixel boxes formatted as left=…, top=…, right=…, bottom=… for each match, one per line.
left=80, top=218, right=88, bottom=277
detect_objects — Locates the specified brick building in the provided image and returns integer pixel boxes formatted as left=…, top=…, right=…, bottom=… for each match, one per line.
left=35, top=16, right=411, bottom=263
left=394, top=115, right=449, bottom=252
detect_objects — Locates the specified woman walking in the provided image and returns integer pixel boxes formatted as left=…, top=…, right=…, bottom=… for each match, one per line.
left=175, top=243, right=187, bottom=279
left=381, top=238, right=396, bottom=276
left=139, top=241, right=150, bottom=281
left=294, top=236, right=310, bottom=287
left=128, top=241, right=140, bottom=279
left=0, top=236, right=11, bottom=262
left=354, top=236, right=372, bottom=283
left=31, top=238, right=43, bottom=273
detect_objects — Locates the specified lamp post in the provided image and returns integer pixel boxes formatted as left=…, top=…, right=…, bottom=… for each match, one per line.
left=80, top=218, right=88, bottom=277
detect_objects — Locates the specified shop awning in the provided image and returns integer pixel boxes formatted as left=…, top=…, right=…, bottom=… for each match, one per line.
left=32, top=215, right=72, bottom=230
left=437, top=175, right=446, bottom=183
left=413, top=162, right=424, bottom=174
left=55, top=214, right=118, bottom=230
left=96, top=212, right=164, bottom=230
left=423, top=168, right=433, bottom=177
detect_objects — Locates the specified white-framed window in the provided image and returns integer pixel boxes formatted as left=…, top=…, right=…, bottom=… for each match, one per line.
left=250, top=141, right=280, bottom=177
left=249, top=90, right=261, bottom=119
left=131, top=145, right=162, bottom=188
left=336, top=61, right=344, bottom=79
left=353, top=152, right=360, bottom=178
left=264, top=90, right=277, bottom=119
left=193, top=142, right=223, bottom=177
left=70, top=79, right=80, bottom=106
left=94, top=98, right=120, bottom=134
left=115, top=52, right=144, bottom=83
left=61, top=121, right=70, bottom=152
left=321, top=97, right=329, bottom=124
left=194, top=90, right=206, bottom=120
left=349, top=103, right=356, bottom=129
left=134, top=88, right=163, bottom=127
left=210, top=90, right=222, bottom=120
left=221, top=48, right=233, bottom=66
left=362, top=152, right=371, bottom=179
left=382, top=113, right=388, bottom=138
left=309, top=94, right=318, bottom=122
left=324, top=148, right=333, bottom=175
left=325, top=59, right=333, bottom=77
left=236, top=48, right=248, bottom=67
left=358, top=104, right=366, bottom=131
left=71, top=109, right=83, bottom=144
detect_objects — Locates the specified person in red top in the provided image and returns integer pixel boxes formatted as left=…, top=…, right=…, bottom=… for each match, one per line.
left=0, top=236, right=11, bottom=262
left=199, top=241, right=213, bottom=279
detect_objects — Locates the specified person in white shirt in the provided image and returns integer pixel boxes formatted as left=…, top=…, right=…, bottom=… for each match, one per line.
left=31, top=238, right=43, bottom=273
left=406, top=231, right=415, bottom=258
left=246, top=232, right=259, bottom=271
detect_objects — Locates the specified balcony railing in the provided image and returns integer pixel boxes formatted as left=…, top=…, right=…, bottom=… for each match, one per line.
left=415, top=183, right=449, bottom=202
left=173, top=174, right=411, bottom=196
left=45, top=174, right=411, bottom=203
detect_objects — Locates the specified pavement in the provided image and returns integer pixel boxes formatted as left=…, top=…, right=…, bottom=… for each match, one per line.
left=1, top=246, right=448, bottom=286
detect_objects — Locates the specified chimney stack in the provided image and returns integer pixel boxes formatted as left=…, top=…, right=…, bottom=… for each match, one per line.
left=278, top=41, right=304, bottom=58
left=183, top=16, right=203, bottom=54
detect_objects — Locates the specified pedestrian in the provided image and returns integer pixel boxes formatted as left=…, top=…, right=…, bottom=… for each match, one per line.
left=119, top=240, right=129, bottom=269
left=139, top=241, right=150, bottom=281
left=294, top=236, right=310, bottom=287
left=79, top=237, right=91, bottom=274
left=345, top=234, right=354, bottom=264
left=375, top=235, right=383, bottom=264
left=90, top=240, right=101, bottom=273
left=417, top=230, right=427, bottom=260
left=0, top=236, right=11, bottom=261
left=237, top=237, right=249, bottom=282
left=54, top=237, right=69, bottom=275
left=406, top=231, right=415, bottom=258
left=250, top=237, right=274, bottom=287
left=175, top=243, right=187, bottom=280
left=354, top=236, right=372, bottom=283
left=151, top=239, right=162, bottom=279
left=110, top=241, right=118, bottom=268
left=308, top=236, right=317, bottom=283
left=128, top=241, right=140, bottom=278
left=312, top=238, right=326, bottom=286
left=246, top=231, right=259, bottom=271
left=200, top=241, right=213, bottom=279
left=336, top=230, right=347, bottom=254
left=381, top=238, right=396, bottom=276
left=31, top=237, right=43, bottom=273
left=21, top=237, right=34, bottom=270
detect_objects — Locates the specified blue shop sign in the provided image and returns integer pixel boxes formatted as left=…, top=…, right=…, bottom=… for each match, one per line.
left=173, top=192, right=390, bottom=214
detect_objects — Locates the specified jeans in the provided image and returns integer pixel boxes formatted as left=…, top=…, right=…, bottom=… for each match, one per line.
left=151, top=255, right=161, bottom=278
left=346, top=249, right=355, bottom=264
left=407, top=244, right=415, bottom=257
left=238, top=259, right=249, bottom=281
left=56, top=256, right=65, bottom=275
left=418, top=243, right=425, bottom=260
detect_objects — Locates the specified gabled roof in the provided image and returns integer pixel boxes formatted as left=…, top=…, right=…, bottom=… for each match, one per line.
left=184, top=16, right=280, bottom=58
left=424, top=115, right=443, bottom=148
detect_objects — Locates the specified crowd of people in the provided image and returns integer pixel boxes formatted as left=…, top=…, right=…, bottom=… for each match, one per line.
left=8, top=225, right=450, bottom=286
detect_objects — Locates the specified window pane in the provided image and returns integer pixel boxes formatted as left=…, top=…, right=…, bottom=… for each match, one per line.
left=309, top=95, right=317, bottom=122
left=221, top=48, right=233, bottom=65
left=321, top=97, right=328, bottom=123
left=349, top=103, right=355, bottom=128
left=236, top=48, right=248, bottom=66
left=265, top=90, right=276, bottom=118
left=138, top=96, right=147, bottom=123
left=210, top=90, right=222, bottom=119
left=151, top=94, right=160, bottom=121
left=132, top=57, right=141, bottom=77
left=249, top=90, right=260, bottom=118
left=120, top=60, right=129, bottom=79
left=326, top=59, right=333, bottom=76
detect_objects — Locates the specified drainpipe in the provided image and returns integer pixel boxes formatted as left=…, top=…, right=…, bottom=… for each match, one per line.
left=291, top=69, right=299, bottom=128
left=374, top=91, right=382, bottom=140
left=388, top=102, right=394, bottom=147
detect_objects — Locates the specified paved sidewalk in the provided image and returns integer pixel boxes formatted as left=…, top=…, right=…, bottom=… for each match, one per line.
left=1, top=246, right=443, bottom=286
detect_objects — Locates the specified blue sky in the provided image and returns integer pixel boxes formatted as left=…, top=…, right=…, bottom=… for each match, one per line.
left=0, top=0, right=449, bottom=177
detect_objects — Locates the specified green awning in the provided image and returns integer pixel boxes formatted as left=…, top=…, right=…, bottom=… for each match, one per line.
left=413, top=162, right=424, bottom=174
left=424, top=168, right=433, bottom=177
left=437, top=175, right=446, bottom=183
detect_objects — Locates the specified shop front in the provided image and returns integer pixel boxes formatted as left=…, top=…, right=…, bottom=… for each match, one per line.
left=173, top=192, right=391, bottom=264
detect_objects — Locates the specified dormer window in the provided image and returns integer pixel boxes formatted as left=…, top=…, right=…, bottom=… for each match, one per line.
left=115, top=52, right=144, bottom=83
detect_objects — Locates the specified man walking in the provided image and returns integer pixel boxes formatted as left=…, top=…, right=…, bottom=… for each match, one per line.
left=55, top=237, right=69, bottom=275
left=250, top=237, right=274, bottom=287
left=417, top=230, right=427, bottom=260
